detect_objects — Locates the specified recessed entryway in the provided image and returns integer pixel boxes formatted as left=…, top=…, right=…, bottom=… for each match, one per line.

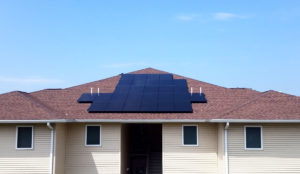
left=121, top=124, right=162, bottom=174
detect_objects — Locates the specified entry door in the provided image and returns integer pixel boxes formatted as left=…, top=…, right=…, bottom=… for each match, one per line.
left=131, top=156, right=147, bottom=174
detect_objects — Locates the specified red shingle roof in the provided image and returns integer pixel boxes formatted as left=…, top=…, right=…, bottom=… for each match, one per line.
left=222, top=90, right=300, bottom=119
left=0, top=68, right=299, bottom=121
left=0, top=91, right=63, bottom=120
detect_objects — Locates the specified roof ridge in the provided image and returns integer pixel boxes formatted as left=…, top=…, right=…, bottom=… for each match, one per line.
left=0, top=90, right=26, bottom=96
left=64, top=74, right=121, bottom=90
left=221, top=91, right=268, bottom=117
left=130, top=67, right=227, bottom=89
left=19, top=92, right=63, bottom=117
left=265, top=89, right=300, bottom=97
left=59, top=67, right=226, bottom=92
left=129, top=67, right=169, bottom=73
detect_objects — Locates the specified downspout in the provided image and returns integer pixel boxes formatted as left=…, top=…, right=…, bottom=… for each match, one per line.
left=224, top=122, right=230, bottom=174
left=47, top=122, right=54, bottom=174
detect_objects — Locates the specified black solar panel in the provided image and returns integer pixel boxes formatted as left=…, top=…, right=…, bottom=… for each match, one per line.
left=190, top=93, right=207, bottom=103
left=78, top=73, right=207, bottom=113
left=77, top=93, right=95, bottom=103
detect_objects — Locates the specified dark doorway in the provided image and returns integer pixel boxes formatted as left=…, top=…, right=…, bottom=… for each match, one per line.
left=122, top=124, right=162, bottom=174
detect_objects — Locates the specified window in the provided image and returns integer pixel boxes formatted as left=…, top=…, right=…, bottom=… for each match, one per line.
left=182, top=125, right=198, bottom=146
left=16, top=126, right=33, bottom=149
left=244, top=126, right=263, bottom=150
left=85, top=125, right=101, bottom=146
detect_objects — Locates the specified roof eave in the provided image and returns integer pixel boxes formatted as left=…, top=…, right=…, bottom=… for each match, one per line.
left=1, top=118, right=300, bottom=123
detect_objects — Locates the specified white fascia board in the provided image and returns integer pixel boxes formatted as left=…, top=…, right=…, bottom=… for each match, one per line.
left=0, top=119, right=71, bottom=123
left=74, top=119, right=300, bottom=123
left=210, top=119, right=300, bottom=123
left=73, top=119, right=209, bottom=123
left=1, top=118, right=300, bottom=123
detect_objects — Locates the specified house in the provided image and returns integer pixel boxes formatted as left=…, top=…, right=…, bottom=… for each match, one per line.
left=0, top=67, right=300, bottom=174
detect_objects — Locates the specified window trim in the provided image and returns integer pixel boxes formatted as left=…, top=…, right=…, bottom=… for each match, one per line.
left=16, top=125, right=34, bottom=150
left=85, top=124, right=101, bottom=147
left=182, top=124, right=198, bottom=146
left=244, top=125, right=263, bottom=150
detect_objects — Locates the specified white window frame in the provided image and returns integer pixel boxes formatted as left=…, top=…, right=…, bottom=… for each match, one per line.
left=16, top=125, right=34, bottom=150
left=85, top=124, right=101, bottom=147
left=244, top=125, right=263, bottom=150
left=182, top=124, right=198, bottom=146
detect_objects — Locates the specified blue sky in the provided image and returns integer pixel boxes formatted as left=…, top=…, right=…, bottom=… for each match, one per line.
left=0, top=0, right=299, bottom=96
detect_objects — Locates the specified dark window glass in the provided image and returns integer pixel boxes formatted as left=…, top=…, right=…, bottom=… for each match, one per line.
left=17, top=127, right=33, bottom=148
left=183, top=126, right=197, bottom=145
left=246, top=127, right=261, bottom=148
left=86, top=126, right=100, bottom=145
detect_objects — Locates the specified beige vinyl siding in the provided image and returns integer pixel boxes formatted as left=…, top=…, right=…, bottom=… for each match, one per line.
left=163, top=123, right=218, bottom=174
left=217, top=123, right=225, bottom=174
left=53, top=123, right=66, bottom=174
left=64, top=123, right=121, bottom=174
left=0, top=124, right=50, bottom=174
left=228, top=123, right=300, bottom=174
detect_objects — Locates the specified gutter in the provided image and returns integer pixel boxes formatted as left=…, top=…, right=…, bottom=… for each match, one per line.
left=0, top=119, right=69, bottom=123
left=1, top=119, right=300, bottom=123
left=47, top=122, right=54, bottom=174
left=224, top=122, right=230, bottom=174
left=210, top=119, right=300, bottom=123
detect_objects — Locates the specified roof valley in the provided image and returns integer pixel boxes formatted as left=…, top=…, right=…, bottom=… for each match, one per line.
left=19, top=92, right=64, bottom=118
left=220, top=91, right=269, bottom=117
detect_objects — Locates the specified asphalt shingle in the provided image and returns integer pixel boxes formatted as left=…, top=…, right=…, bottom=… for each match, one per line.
left=0, top=68, right=299, bottom=120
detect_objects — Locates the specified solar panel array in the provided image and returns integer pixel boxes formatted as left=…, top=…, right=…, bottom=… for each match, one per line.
left=78, top=74, right=207, bottom=113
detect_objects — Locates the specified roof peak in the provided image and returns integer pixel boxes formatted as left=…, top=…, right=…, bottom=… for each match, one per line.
left=263, top=90, right=299, bottom=97
left=129, top=67, right=170, bottom=74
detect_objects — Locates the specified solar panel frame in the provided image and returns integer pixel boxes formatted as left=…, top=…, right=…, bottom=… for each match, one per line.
left=190, top=93, right=207, bottom=103
left=105, top=101, right=125, bottom=112
left=129, top=86, right=144, bottom=93
left=159, top=74, right=173, bottom=80
left=139, top=106, right=158, bottom=112
left=173, top=101, right=193, bottom=112
left=144, top=86, right=159, bottom=93
left=88, top=102, right=107, bottom=112
left=173, top=79, right=188, bottom=86
left=77, top=93, right=95, bottom=103
left=78, top=73, right=207, bottom=113
left=123, top=92, right=143, bottom=111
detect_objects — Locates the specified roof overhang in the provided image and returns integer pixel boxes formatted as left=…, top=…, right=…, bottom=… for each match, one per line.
left=1, top=119, right=300, bottom=123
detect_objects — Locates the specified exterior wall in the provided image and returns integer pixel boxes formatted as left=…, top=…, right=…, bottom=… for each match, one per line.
left=0, top=124, right=51, bottom=174
left=217, top=123, right=225, bottom=174
left=64, top=123, right=121, bottom=174
left=228, top=123, right=300, bottom=174
left=2, top=122, right=300, bottom=174
left=54, top=123, right=66, bottom=174
left=162, top=123, right=218, bottom=174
